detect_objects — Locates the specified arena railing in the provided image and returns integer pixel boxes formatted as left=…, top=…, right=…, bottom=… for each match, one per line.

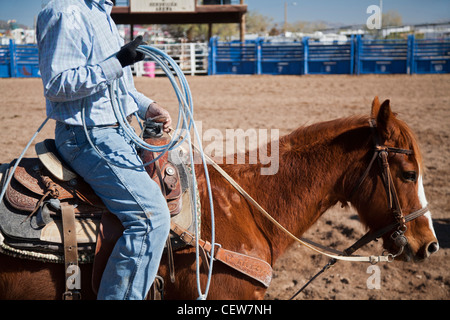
left=1, top=36, right=449, bottom=78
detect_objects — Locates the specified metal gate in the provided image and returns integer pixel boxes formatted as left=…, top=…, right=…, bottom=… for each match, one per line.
left=355, top=35, right=409, bottom=74
left=135, top=42, right=208, bottom=76
left=209, top=38, right=257, bottom=75
left=306, top=37, right=354, bottom=74
left=411, top=37, right=450, bottom=74
left=0, top=40, right=39, bottom=78
left=259, top=41, right=304, bottom=75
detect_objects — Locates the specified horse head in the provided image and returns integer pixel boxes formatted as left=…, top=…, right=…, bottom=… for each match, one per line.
left=350, top=97, right=439, bottom=262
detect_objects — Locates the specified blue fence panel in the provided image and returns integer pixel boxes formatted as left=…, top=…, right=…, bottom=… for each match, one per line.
left=15, top=44, right=40, bottom=77
left=259, top=41, right=304, bottom=75
left=306, top=37, right=354, bottom=74
left=0, top=44, right=11, bottom=78
left=356, top=36, right=408, bottom=74
left=209, top=38, right=257, bottom=75
left=0, top=40, right=40, bottom=78
left=412, top=38, right=450, bottom=74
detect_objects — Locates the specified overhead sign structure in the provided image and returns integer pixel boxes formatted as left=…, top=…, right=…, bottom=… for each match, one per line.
left=130, top=0, right=196, bottom=13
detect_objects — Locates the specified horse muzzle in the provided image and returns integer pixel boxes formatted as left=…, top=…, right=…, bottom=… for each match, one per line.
left=388, top=234, right=439, bottom=262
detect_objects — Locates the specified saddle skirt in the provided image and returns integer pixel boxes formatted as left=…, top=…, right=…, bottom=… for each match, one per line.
left=0, top=138, right=200, bottom=266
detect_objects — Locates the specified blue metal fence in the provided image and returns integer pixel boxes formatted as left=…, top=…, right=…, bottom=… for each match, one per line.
left=209, top=35, right=450, bottom=75
left=1, top=36, right=450, bottom=77
left=0, top=43, right=10, bottom=78
left=209, top=39, right=257, bottom=74
left=411, top=38, right=450, bottom=74
left=355, top=35, right=409, bottom=74
left=259, top=40, right=304, bottom=75
left=307, top=37, right=354, bottom=74
left=0, top=39, right=39, bottom=78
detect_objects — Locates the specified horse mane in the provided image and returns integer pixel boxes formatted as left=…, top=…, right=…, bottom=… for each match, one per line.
left=280, top=114, right=423, bottom=171
left=280, top=116, right=369, bottom=154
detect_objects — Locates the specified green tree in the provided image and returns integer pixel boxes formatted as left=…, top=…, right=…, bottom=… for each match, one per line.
left=246, top=10, right=273, bottom=35
left=382, top=10, right=403, bottom=28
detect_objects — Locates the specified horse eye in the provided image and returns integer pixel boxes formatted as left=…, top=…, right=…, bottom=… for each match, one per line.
left=402, top=171, right=417, bottom=182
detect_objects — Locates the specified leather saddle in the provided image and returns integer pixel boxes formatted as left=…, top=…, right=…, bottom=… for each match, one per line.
left=0, top=120, right=197, bottom=297
left=0, top=120, right=274, bottom=298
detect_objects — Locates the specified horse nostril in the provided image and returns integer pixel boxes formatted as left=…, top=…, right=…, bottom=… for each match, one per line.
left=426, top=242, right=439, bottom=256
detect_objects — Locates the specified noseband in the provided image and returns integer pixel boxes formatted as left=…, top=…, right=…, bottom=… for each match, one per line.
left=346, top=119, right=429, bottom=258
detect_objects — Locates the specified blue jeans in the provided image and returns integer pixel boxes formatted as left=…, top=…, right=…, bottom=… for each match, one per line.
left=55, top=122, right=170, bottom=300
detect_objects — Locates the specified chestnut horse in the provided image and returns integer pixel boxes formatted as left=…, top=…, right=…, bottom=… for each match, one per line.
left=0, top=98, right=439, bottom=299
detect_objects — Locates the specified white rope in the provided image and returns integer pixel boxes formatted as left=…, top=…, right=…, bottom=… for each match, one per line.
left=82, top=45, right=216, bottom=300
left=0, top=114, right=52, bottom=207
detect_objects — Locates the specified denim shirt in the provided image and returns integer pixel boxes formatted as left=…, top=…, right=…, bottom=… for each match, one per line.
left=36, top=0, right=152, bottom=126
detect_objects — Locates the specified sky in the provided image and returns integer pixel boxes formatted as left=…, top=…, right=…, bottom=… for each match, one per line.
left=245, top=0, right=450, bottom=26
left=0, top=0, right=449, bottom=29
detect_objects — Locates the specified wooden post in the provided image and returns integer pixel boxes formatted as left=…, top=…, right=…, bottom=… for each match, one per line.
left=208, top=23, right=213, bottom=42
left=240, top=0, right=245, bottom=42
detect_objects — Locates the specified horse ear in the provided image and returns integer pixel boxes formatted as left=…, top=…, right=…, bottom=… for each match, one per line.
left=376, top=99, right=395, bottom=141
left=370, top=96, right=381, bottom=119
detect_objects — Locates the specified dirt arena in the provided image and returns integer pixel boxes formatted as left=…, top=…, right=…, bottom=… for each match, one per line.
left=0, top=74, right=448, bottom=300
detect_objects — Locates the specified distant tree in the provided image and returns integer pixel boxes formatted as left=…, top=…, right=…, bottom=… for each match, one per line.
left=382, top=10, right=403, bottom=27
left=285, top=20, right=327, bottom=33
left=246, top=10, right=273, bottom=35
left=161, top=24, right=210, bottom=42
left=363, top=10, right=404, bottom=39
left=268, top=24, right=281, bottom=36
left=212, top=23, right=239, bottom=41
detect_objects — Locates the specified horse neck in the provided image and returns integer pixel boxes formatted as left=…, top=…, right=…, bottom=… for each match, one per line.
left=232, top=118, right=371, bottom=260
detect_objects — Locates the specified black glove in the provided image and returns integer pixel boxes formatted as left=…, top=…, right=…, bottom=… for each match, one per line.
left=116, top=35, right=145, bottom=67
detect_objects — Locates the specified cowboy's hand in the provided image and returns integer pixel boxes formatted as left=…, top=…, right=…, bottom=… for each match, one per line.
left=116, top=35, right=145, bottom=67
left=146, top=102, right=172, bottom=133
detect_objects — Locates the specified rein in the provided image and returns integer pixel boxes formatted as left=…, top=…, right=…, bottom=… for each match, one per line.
left=204, top=119, right=427, bottom=264
left=205, top=150, right=392, bottom=263
left=201, top=118, right=428, bottom=297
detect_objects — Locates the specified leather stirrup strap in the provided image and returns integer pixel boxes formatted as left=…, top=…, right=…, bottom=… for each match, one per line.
left=171, top=222, right=273, bottom=287
left=61, top=204, right=81, bottom=300
left=165, top=237, right=176, bottom=283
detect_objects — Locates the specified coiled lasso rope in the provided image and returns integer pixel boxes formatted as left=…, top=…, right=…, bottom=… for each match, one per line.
left=82, top=45, right=216, bottom=300
left=0, top=45, right=215, bottom=300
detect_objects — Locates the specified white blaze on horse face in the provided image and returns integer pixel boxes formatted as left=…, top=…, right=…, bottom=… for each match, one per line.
left=417, top=174, right=438, bottom=246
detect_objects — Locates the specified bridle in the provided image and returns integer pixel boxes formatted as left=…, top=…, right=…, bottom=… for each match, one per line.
left=289, top=119, right=429, bottom=299
left=345, top=119, right=429, bottom=259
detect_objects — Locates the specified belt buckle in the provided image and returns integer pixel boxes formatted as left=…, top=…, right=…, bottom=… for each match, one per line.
left=62, top=290, right=82, bottom=300
left=180, top=231, right=194, bottom=245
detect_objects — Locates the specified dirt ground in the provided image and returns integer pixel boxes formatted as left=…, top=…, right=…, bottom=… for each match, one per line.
left=0, top=74, right=448, bottom=300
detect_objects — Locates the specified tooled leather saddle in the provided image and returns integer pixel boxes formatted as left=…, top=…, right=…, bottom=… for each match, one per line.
left=0, top=119, right=273, bottom=299
left=0, top=119, right=190, bottom=299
